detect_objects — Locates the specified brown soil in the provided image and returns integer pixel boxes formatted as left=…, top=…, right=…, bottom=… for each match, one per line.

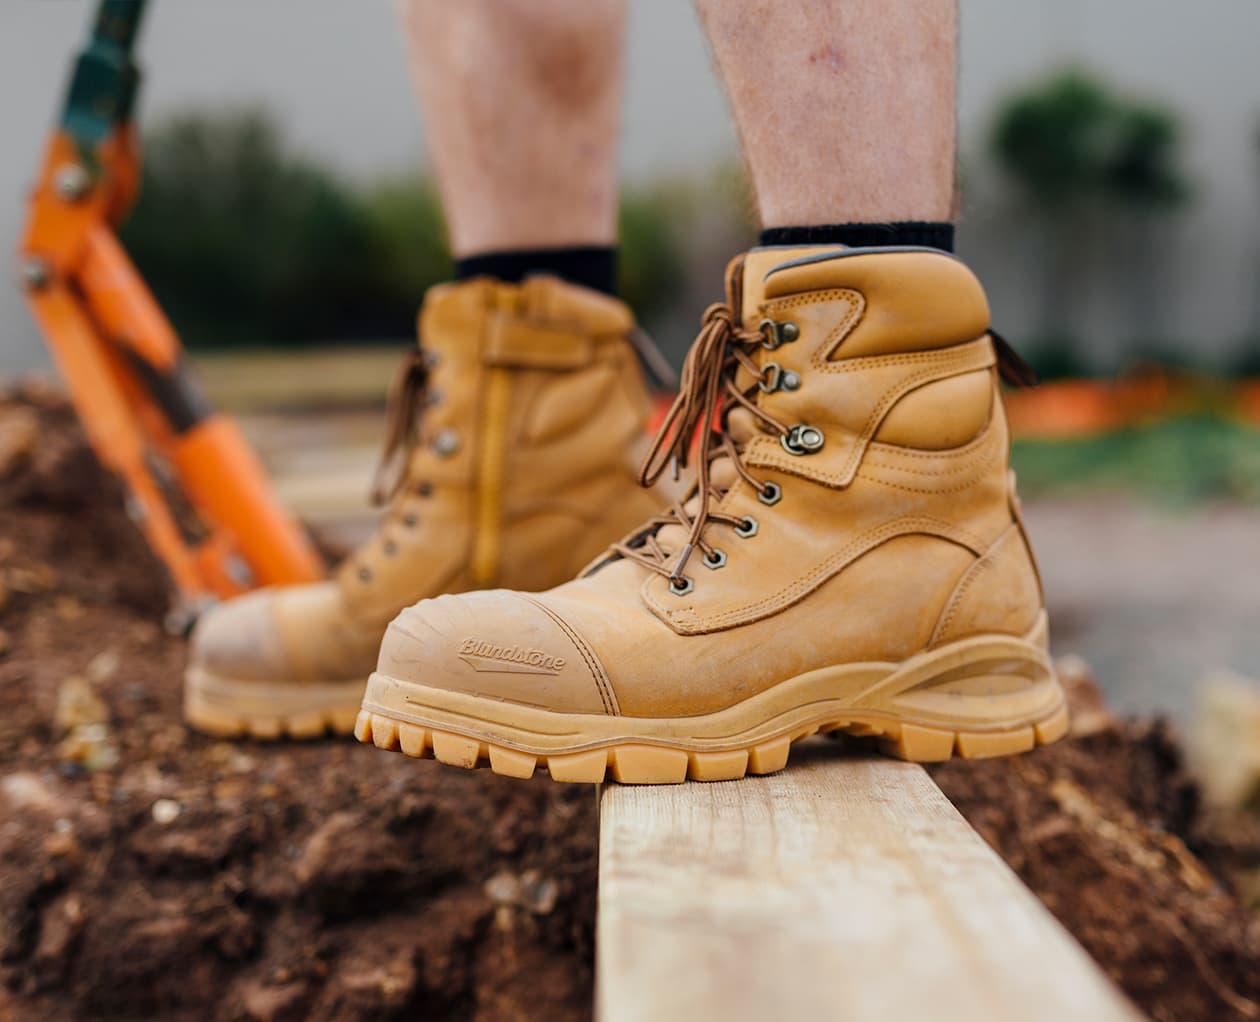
left=0, top=386, right=596, bottom=1022
left=1, top=385, right=1258, bottom=1022
left=934, top=724, right=1260, bottom=1022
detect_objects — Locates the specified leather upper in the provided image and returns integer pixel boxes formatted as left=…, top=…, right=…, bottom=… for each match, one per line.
left=191, top=275, right=664, bottom=685
left=377, top=248, right=1047, bottom=718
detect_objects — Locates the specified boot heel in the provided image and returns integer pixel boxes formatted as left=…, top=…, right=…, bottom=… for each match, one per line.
left=878, top=702, right=1069, bottom=763
left=870, top=617, right=1068, bottom=761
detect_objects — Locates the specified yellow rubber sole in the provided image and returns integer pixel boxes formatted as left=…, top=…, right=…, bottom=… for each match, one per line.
left=353, top=702, right=1070, bottom=783
left=353, top=615, right=1069, bottom=783
left=183, top=666, right=364, bottom=740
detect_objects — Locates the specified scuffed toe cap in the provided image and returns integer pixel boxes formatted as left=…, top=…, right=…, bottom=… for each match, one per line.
left=189, top=588, right=292, bottom=682
left=378, top=590, right=616, bottom=715
left=189, top=582, right=381, bottom=684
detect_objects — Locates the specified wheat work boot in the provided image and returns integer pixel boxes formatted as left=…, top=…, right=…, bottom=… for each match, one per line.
left=184, top=275, right=665, bottom=739
left=357, top=247, right=1070, bottom=781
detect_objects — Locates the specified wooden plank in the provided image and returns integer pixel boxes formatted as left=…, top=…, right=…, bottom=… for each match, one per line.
left=596, top=744, right=1143, bottom=1022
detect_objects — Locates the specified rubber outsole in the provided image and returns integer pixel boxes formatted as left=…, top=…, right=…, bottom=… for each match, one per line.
left=183, top=668, right=364, bottom=741
left=353, top=701, right=1070, bottom=784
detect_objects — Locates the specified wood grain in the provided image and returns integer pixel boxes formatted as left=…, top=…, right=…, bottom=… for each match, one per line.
left=597, top=744, right=1143, bottom=1022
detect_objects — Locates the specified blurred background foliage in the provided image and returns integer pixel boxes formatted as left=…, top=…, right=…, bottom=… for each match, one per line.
left=112, top=79, right=1260, bottom=507
left=121, top=111, right=397, bottom=346
left=119, top=69, right=1256, bottom=391
left=1013, top=414, right=1260, bottom=504
left=990, top=70, right=1193, bottom=378
left=993, top=69, right=1189, bottom=208
left=120, top=108, right=687, bottom=349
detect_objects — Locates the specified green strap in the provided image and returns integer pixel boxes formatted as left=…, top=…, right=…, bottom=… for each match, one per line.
left=60, top=0, right=148, bottom=157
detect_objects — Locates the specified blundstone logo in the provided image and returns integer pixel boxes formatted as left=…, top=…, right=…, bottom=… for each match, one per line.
left=457, top=638, right=566, bottom=675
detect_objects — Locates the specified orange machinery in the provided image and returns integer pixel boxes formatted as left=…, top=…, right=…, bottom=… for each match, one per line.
left=17, top=0, right=324, bottom=616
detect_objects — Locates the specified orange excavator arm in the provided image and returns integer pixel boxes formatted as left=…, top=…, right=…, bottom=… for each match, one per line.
left=17, top=0, right=324, bottom=618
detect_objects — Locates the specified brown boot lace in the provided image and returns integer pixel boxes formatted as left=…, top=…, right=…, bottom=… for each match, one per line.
left=612, top=263, right=1039, bottom=594
left=371, top=347, right=437, bottom=505
left=613, top=262, right=792, bottom=592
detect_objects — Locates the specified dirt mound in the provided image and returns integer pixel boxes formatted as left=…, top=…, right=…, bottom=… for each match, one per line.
left=0, top=385, right=597, bottom=1022
left=935, top=723, right=1260, bottom=1022
left=1, top=385, right=1258, bottom=1021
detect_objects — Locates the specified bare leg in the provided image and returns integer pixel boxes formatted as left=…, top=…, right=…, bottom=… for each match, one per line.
left=693, top=0, right=957, bottom=227
left=399, top=0, right=625, bottom=257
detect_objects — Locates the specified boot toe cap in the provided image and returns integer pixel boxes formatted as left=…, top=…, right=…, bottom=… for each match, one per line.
left=189, top=588, right=293, bottom=682
left=190, top=582, right=379, bottom=684
left=378, top=591, right=614, bottom=715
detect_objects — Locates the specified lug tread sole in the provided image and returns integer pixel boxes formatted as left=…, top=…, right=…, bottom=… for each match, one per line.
left=352, top=701, right=1071, bottom=784
left=185, top=697, right=361, bottom=742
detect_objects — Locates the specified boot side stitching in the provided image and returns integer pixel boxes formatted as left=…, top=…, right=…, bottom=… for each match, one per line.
left=811, top=343, right=993, bottom=375
left=929, top=524, right=1025, bottom=647
left=744, top=338, right=996, bottom=487
left=860, top=444, right=1002, bottom=494
left=646, top=515, right=986, bottom=633
left=761, top=289, right=864, bottom=364
left=864, top=417, right=998, bottom=464
left=520, top=594, right=619, bottom=716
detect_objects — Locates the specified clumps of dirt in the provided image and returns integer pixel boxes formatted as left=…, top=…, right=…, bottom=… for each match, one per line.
left=0, top=382, right=169, bottom=617
left=0, top=385, right=598, bottom=1021
left=2, top=385, right=1260, bottom=1022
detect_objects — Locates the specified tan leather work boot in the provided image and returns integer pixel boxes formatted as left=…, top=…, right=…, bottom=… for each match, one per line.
left=184, top=275, right=666, bottom=739
left=355, top=246, right=1070, bottom=782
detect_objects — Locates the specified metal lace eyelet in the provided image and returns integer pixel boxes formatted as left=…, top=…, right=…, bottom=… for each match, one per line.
left=757, top=481, right=782, bottom=506
left=759, top=362, right=783, bottom=393
left=703, top=548, right=727, bottom=570
left=780, top=424, right=825, bottom=456
left=758, top=318, right=800, bottom=350
left=383, top=539, right=398, bottom=556
left=734, top=516, right=759, bottom=538
left=425, top=389, right=443, bottom=407
left=433, top=429, right=460, bottom=457
left=416, top=482, right=433, bottom=497
left=357, top=566, right=373, bottom=582
left=759, top=362, right=802, bottom=394
left=668, top=575, right=695, bottom=596
left=402, top=512, right=419, bottom=528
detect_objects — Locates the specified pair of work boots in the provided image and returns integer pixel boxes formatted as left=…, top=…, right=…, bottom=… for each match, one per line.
left=186, top=245, right=1069, bottom=784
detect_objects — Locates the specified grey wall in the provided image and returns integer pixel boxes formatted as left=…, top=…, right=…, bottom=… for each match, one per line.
left=2, top=0, right=1256, bottom=370
left=958, top=0, right=1260, bottom=365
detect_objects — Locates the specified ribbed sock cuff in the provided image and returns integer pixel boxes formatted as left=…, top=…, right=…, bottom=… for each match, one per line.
left=453, top=245, right=618, bottom=296
left=758, top=222, right=954, bottom=253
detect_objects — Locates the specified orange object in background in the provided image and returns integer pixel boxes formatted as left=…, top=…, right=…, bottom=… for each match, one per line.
left=1237, top=380, right=1260, bottom=425
left=16, top=0, right=323, bottom=615
left=1003, top=368, right=1205, bottom=440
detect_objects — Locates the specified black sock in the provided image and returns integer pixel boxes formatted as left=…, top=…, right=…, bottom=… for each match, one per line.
left=758, top=222, right=954, bottom=253
left=453, top=245, right=618, bottom=296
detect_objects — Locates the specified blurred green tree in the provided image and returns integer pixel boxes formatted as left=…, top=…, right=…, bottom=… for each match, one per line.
left=992, top=70, right=1190, bottom=374
left=120, top=108, right=687, bottom=349
left=618, top=185, right=687, bottom=328
left=121, top=109, right=401, bottom=346
left=360, top=175, right=452, bottom=331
